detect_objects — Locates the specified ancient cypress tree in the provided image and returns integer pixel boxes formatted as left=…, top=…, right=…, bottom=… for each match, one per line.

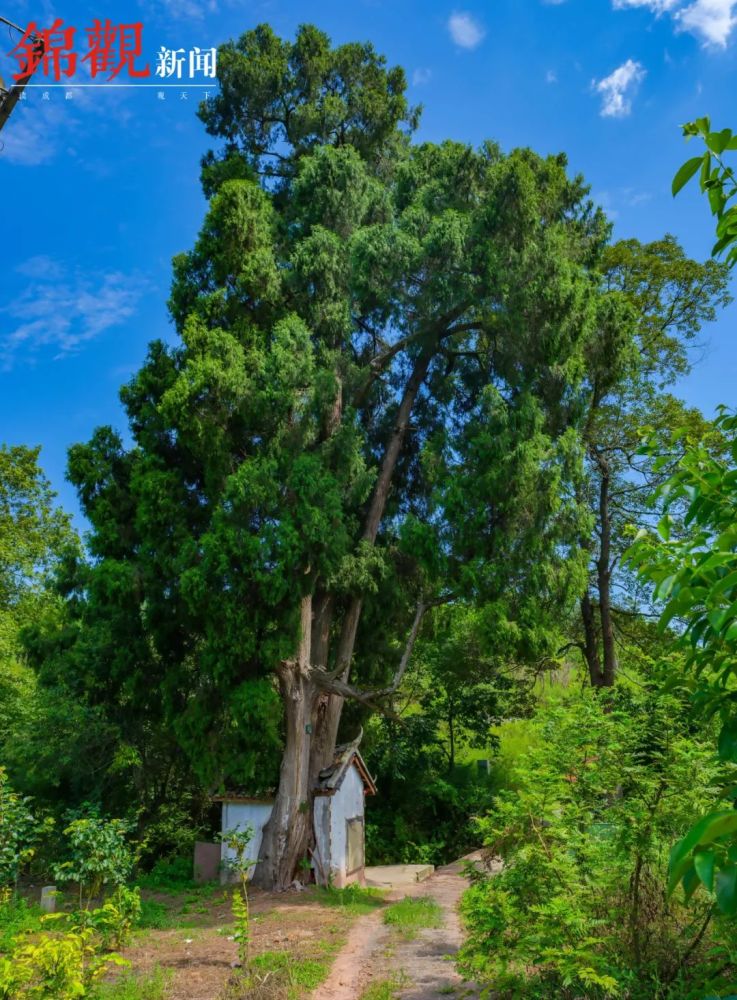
left=59, top=25, right=608, bottom=888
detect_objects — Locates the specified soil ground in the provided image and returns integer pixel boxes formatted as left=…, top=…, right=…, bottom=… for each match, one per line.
left=120, top=886, right=372, bottom=1000
left=319, top=856, right=484, bottom=1000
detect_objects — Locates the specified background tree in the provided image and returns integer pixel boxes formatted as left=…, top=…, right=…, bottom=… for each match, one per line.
left=573, top=237, right=730, bottom=687
left=0, top=445, right=80, bottom=793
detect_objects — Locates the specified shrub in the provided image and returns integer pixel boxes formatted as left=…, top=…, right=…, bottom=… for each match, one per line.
left=70, top=886, right=142, bottom=950
left=53, top=813, right=135, bottom=908
left=0, top=769, right=51, bottom=891
left=136, top=856, right=193, bottom=893
left=458, top=688, right=737, bottom=999
left=0, top=926, right=127, bottom=999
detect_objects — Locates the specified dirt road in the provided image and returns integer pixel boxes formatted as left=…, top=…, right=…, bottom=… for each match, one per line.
left=317, top=856, right=485, bottom=1000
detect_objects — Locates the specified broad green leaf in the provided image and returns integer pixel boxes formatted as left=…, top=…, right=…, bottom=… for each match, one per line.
left=672, top=156, right=705, bottom=196
left=719, top=719, right=737, bottom=762
left=694, top=848, right=715, bottom=891
left=716, top=864, right=737, bottom=914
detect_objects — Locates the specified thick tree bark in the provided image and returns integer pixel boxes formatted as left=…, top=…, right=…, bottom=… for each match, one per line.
left=580, top=590, right=603, bottom=688
left=254, top=596, right=317, bottom=890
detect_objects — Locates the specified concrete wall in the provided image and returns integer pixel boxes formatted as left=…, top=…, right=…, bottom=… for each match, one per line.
left=220, top=801, right=273, bottom=882
left=314, top=765, right=366, bottom=888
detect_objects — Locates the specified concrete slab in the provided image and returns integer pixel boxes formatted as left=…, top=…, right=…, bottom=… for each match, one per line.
left=364, top=863, right=434, bottom=890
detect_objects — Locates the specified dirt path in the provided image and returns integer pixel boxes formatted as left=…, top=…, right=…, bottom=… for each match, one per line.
left=317, top=856, right=485, bottom=1000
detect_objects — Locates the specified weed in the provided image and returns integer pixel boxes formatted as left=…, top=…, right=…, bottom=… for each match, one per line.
left=135, top=858, right=194, bottom=893
left=226, top=949, right=331, bottom=999
left=313, top=883, right=384, bottom=915
left=0, top=895, right=44, bottom=952
left=136, top=899, right=170, bottom=931
left=359, top=972, right=409, bottom=1000
left=383, top=896, right=443, bottom=940
left=93, top=966, right=171, bottom=1000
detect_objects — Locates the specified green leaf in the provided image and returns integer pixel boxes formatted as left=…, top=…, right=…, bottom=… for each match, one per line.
left=672, top=156, right=704, bottom=196
left=669, top=811, right=737, bottom=893
left=716, top=864, right=737, bottom=914
left=683, top=864, right=701, bottom=902
left=719, top=719, right=737, bottom=762
left=694, top=848, right=715, bottom=891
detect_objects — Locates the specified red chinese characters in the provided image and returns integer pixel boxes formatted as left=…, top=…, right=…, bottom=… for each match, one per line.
left=8, top=19, right=150, bottom=82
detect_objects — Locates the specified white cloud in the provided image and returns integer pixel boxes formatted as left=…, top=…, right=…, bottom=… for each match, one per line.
left=1, top=260, right=148, bottom=369
left=447, top=12, right=486, bottom=49
left=613, top=0, right=737, bottom=46
left=412, top=67, right=432, bottom=85
left=594, top=58, right=646, bottom=117
left=677, top=0, right=737, bottom=46
left=546, top=69, right=558, bottom=83
left=612, top=0, right=680, bottom=10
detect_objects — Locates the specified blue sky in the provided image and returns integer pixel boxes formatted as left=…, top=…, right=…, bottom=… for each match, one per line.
left=1, top=0, right=737, bottom=525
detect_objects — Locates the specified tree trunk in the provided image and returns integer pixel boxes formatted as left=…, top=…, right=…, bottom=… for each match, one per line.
left=254, top=596, right=316, bottom=891
left=580, top=591, right=603, bottom=688
left=257, top=348, right=435, bottom=889
left=597, top=463, right=617, bottom=687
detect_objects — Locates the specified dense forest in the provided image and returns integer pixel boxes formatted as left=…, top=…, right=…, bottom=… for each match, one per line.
left=4, top=23, right=737, bottom=1000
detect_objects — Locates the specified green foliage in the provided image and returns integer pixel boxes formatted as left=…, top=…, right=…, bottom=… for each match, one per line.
left=673, top=118, right=737, bottom=266
left=0, top=894, right=44, bottom=953
left=0, top=769, right=52, bottom=890
left=53, top=815, right=135, bottom=908
left=0, top=924, right=128, bottom=1000
left=573, top=235, right=730, bottom=687
left=364, top=711, right=497, bottom=866
left=136, top=900, right=169, bottom=931
left=627, top=409, right=737, bottom=913
left=0, top=444, right=76, bottom=657
left=458, top=690, right=737, bottom=999
left=135, top=857, right=194, bottom=894
left=70, top=887, right=142, bottom=951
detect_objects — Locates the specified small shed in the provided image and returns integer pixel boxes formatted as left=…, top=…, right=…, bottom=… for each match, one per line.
left=215, top=738, right=376, bottom=887
left=313, top=741, right=377, bottom=888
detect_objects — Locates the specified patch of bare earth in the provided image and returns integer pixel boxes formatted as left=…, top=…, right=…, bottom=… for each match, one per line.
left=121, top=890, right=356, bottom=1000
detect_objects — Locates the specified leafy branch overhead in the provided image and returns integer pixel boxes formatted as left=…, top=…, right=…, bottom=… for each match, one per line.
left=673, top=117, right=737, bottom=266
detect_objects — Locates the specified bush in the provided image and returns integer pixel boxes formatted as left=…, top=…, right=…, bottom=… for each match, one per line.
left=0, top=769, right=51, bottom=890
left=0, top=926, right=127, bottom=999
left=458, top=688, right=737, bottom=999
left=0, top=893, right=44, bottom=953
left=53, top=813, right=135, bottom=908
left=136, top=856, right=194, bottom=893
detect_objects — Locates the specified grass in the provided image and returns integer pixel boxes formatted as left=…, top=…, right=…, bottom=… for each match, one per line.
left=382, top=896, right=443, bottom=940
left=225, top=949, right=333, bottom=1000
left=0, top=895, right=45, bottom=952
left=359, top=972, right=409, bottom=999
left=312, top=883, right=385, bottom=915
left=93, top=967, right=171, bottom=1000
left=137, top=898, right=173, bottom=930
left=135, top=857, right=195, bottom=892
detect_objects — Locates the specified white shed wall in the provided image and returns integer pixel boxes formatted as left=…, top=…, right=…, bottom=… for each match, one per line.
left=321, top=765, right=366, bottom=888
left=220, top=802, right=273, bottom=882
